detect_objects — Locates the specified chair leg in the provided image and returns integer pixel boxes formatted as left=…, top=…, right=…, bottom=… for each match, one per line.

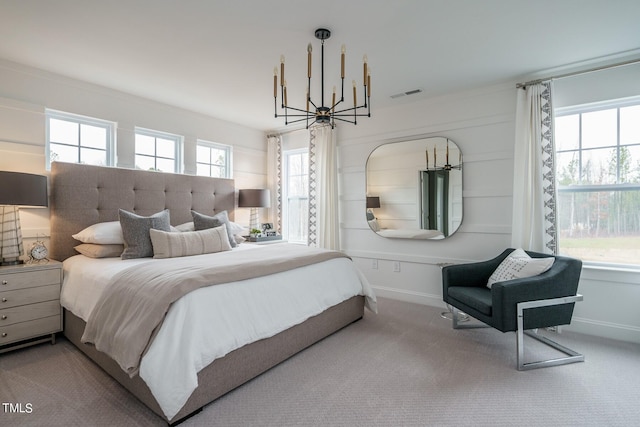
left=516, top=295, right=585, bottom=371
left=452, top=307, right=490, bottom=329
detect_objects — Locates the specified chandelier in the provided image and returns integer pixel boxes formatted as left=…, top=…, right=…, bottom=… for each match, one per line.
left=273, top=28, right=371, bottom=128
left=425, top=139, right=462, bottom=171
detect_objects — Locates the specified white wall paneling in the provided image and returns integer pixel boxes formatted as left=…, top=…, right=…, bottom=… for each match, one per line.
left=0, top=58, right=266, bottom=233
left=338, top=80, right=640, bottom=343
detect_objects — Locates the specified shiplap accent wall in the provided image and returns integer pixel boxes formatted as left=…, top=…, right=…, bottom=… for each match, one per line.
left=337, top=80, right=640, bottom=343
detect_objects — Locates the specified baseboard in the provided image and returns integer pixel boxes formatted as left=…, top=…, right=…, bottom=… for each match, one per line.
left=373, top=286, right=640, bottom=344
left=565, top=317, right=640, bottom=344
left=371, top=285, right=444, bottom=308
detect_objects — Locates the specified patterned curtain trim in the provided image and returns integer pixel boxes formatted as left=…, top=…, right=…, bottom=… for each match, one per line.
left=539, top=81, right=558, bottom=254
left=307, top=126, right=318, bottom=247
left=267, top=135, right=283, bottom=233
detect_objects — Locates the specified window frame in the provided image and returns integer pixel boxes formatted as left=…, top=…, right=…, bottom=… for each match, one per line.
left=134, top=127, right=183, bottom=174
left=196, top=140, right=232, bottom=179
left=45, top=109, right=116, bottom=170
left=282, top=148, right=309, bottom=244
left=555, top=96, right=640, bottom=269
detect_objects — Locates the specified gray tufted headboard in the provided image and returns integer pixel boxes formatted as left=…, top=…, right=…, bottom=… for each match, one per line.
left=50, top=162, right=235, bottom=261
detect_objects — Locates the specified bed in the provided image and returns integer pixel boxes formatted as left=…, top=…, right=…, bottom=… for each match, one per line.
left=49, top=162, right=375, bottom=424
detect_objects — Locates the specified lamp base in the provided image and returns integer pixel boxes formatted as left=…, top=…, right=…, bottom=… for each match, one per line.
left=1, top=206, right=24, bottom=266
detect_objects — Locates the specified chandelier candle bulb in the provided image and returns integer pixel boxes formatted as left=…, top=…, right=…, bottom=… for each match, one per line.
left=280, top=55, right=285, bottom=86
left=341, top=44, right=346, bottom=78
left=307, top=44, right=312, bottom=78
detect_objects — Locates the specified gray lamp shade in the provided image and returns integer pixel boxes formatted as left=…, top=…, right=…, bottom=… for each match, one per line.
left=0, top=171, right=48, bottom=207
left=366, top=196, right=380, bottom=209
left=238, top=189, right=271, bottom=208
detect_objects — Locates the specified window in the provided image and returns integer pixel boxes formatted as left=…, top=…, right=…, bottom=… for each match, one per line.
left=196, top=140, right=232, bottom=178
left=555, top=98, right=640, bottom=266
left=282, top=149, right=309, bottom=244
left=135, top=128, right=183, bottom=173
left=46, top=109, right=115, bottom=169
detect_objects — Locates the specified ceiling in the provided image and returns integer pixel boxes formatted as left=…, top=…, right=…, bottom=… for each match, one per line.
left=1, top=0, right=639, bottom=132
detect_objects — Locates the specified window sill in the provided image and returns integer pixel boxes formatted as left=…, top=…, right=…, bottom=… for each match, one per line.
left=581, top=262, right=640, bottom=285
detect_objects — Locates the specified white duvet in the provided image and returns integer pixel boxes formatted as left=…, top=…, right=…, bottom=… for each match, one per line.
left=61, top=244, right=376, bottom=421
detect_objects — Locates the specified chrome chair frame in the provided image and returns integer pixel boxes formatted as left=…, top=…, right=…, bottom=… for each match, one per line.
left=452, top=294, right=584, bottom=371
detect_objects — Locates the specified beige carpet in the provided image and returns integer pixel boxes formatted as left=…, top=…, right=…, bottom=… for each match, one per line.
left=1, top=297, right=639, bottom=426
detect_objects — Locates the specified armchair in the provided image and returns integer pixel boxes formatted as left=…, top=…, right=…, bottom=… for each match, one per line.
left=442, top=248, right=584, bottom=370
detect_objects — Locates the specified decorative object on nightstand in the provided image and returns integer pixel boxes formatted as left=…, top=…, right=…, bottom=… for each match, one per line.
left=28, top=237, right=49, bottom=263
left=0, top=260, right=63, bottom=353
left=238, top=189, right=271, bottom=232
left=0, top=171, right=48, bottom=265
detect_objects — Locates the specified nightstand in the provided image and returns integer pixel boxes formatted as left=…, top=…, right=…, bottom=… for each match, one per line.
left=0, top=260, right=63, bottom=353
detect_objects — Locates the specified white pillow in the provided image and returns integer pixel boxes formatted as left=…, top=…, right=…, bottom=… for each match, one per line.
left=74, top=243, right=124, bottom=258
left=487, top=248, right=555, bottom=289
left=368, top=219, right=380, bottom=232
left=175, top=221, right=195, bottom=232
left=72, top=221, right=124, bottom=244
left=149, top=225, right=232, bottom=259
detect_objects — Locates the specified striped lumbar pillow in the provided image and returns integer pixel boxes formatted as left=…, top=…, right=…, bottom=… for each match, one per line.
left=149, top=225, right=232, bottom=259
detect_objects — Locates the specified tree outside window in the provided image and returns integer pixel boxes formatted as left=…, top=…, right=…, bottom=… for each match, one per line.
left=555, top=102, right=640, bottom=266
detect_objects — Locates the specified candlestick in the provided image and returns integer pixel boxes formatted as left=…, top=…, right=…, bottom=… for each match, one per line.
left=273, top=67, right=278, bottom=98
left=332, top=86, right=336, bottom=112
left=284, top=81, right=288, bottom=106
left=363, top=55, right=368, bottom=87
left=307, top=44, right=312, bottom=78
left=352, top=80, right=356, bottom=106
left=341, top=44, right=346, bottom=79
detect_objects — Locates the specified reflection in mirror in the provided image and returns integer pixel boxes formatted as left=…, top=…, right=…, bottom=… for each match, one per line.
left=366, top=137, right=462, bottom=239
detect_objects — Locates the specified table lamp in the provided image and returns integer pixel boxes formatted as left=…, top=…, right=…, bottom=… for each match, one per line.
left=0, top=171, right=48, bottom=265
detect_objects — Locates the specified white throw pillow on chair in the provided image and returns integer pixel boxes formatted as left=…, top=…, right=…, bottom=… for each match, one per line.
left=487, top=248, right=554, bottom=289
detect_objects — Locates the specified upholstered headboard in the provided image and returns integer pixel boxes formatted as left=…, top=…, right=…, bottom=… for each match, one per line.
left=50, top=162, right=235, bottom=261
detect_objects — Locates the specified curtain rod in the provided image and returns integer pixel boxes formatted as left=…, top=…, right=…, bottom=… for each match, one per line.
left=516, top=57, right=640, bottom=89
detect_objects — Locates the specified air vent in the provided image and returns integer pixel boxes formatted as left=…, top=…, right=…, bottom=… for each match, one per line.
left=390, top=88, right=423, bottom=99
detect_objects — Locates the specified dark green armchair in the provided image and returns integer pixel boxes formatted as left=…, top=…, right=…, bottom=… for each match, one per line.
left=442, top=248, right=584, bottom=370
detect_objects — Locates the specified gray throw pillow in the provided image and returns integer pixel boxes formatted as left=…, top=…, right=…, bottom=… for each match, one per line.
left=191, top=210, right=237, bottom=248
left=119, top=209, right=171, bottom=259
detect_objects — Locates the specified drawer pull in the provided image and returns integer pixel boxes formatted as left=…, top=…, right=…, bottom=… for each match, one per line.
left=1, top=298, right=6, bottom=303
left=1, top=280, right=7, bottom=285
left=1, top=333, right=7, bottom=338
left=1, top=315, right=6, bottom=320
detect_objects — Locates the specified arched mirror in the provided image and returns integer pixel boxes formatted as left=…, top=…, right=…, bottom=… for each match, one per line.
left=365, top=136, right=463, bottom=239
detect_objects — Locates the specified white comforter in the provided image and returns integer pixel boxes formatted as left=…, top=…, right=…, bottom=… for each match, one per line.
left=61, top=244, right=376, bottom=421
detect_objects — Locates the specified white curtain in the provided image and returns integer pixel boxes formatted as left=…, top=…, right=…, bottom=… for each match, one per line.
left=308, top=123, right=339, bottom=250
left=512, top=81, right=558, bottom=254
left=266, top=135, right=282, bottom=233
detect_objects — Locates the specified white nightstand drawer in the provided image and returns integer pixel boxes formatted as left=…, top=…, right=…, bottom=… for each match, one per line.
left=0, top=300, right=61, bottom=327
left=0, top=268, right=61, bottom=292
left=0, top=315, right=61, bottom=345
left=0, top=284, right=61, bottom=309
